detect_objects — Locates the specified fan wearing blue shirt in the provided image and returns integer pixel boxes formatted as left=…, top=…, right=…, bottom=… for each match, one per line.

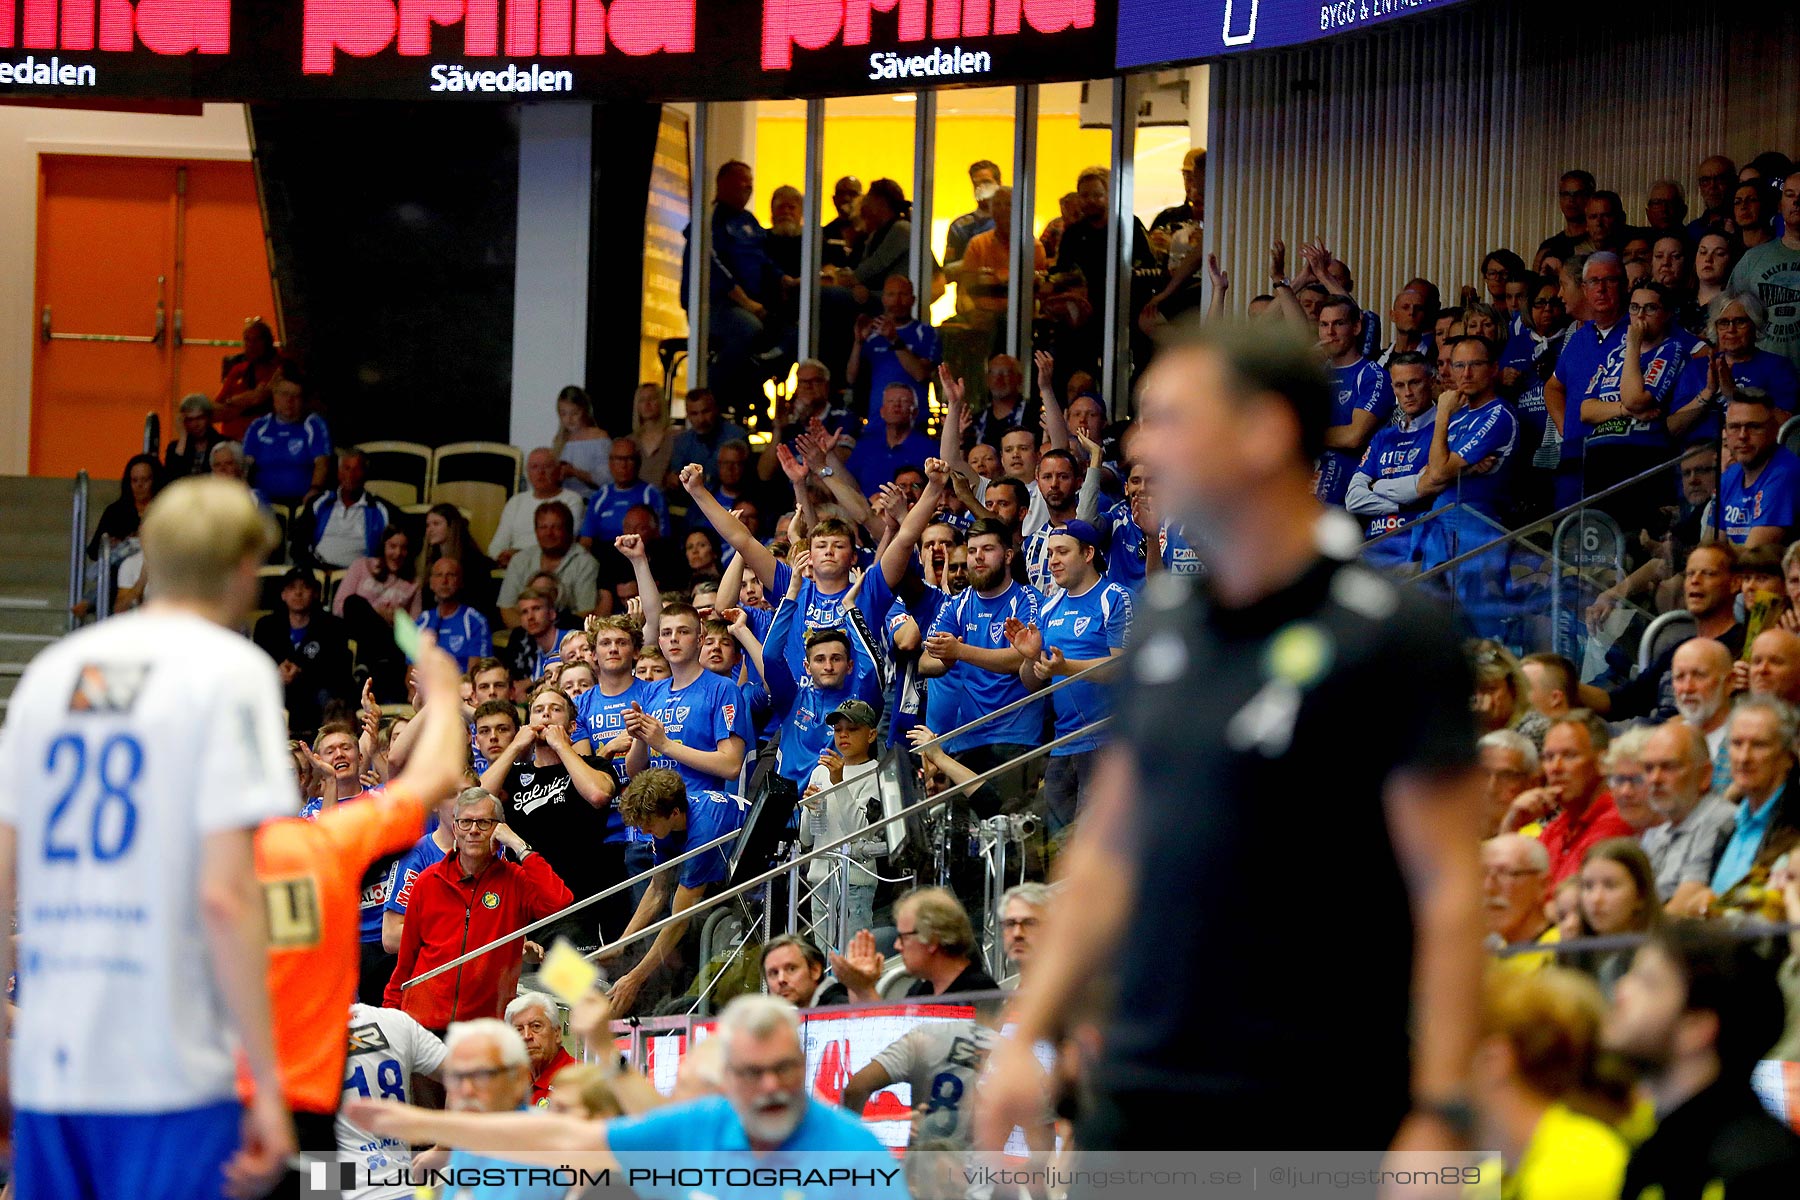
left=756, top=603, right=885, bottom=790
left=417, top=558, right=492, bottom=670
left=1545, top=252, right=1630, bottom=508
left=1346, top=351, right=1438, bottom=571
left=1579, top=282, right=1692, bottom=530
left=1669, top=293, right=1800, bottom=446
left=577, top=438, right=669, bottom=548
left=847, top=274, right=940, bottom=416
left=576, top=615, right=649, bottom=763
left=623, top=604, right=753, bottom=797
left=1007, top=522, right=1133, bottom=832
left=921, top=518, right=1044, bottom=812
left=1719, top=392, right=1800, bottom=547
left=243, top=374, right=331, bottom=507
left=342, top=994, right=902, bottom=1199
left=683, top=468, right=894, bottom=712
left=1417, top=336, right=1521, bottom=640
left=843, top=382, right=939, bottom=490
left=609, top=770, right=751, bottom=1016
left=1313, top=296, right=1396, bottom=506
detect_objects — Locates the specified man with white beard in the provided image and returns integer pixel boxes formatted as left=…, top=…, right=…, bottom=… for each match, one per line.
left=1669, top=639, right=1737, bottom=794
left=344, top=995, right=901, bottom=1196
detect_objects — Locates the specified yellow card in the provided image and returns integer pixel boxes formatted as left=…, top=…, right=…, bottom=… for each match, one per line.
left=538, top=937, right=599, bottom=1005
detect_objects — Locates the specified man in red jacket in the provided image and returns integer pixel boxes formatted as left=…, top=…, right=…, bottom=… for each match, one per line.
left=383, top=786, right=573, bottom=1035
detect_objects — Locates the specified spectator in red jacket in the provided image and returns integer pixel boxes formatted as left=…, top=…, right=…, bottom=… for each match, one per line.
left=383, top=787, right=572, bottom=1035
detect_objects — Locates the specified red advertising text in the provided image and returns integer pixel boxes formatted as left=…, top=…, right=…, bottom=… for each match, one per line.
left=2, top=0, right=230, bottom=53
left=301, top=0, right=695, bottom=74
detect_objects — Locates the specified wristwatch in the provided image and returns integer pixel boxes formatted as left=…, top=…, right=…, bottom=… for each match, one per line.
left=819, top=465, right=835, bottom=478
left=1272, top=278, right=1292, bottom=291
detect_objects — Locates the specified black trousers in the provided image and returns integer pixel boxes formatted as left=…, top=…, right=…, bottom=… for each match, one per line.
left=267, top=1108, right=341, bottom=1200
left=358, top=938, right=395, bottom=1007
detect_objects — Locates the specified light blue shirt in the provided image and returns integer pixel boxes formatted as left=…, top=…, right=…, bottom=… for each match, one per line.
left=1710, top=783, right=1784, bottom=894
left=607, top=1095, right=903, bottom=1199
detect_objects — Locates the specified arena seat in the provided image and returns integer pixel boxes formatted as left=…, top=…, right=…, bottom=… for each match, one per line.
left=357, top=440, right=433, bottom=507
left=429, top=442, right=521, bottom=551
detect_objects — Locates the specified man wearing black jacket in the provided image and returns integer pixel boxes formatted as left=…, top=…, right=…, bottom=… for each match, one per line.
left=251, top=566, right=352, bottom=736
left=1608, top=922, right=1800, bottom=1198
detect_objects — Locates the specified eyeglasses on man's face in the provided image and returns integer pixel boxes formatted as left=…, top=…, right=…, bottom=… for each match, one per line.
left=454, top=817, right=498, bottom=831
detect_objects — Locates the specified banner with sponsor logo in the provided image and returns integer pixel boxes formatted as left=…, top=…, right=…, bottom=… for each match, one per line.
left=0, top=0, right=1115, bottom=100
left=1114, top=0, right=1472, bottom=70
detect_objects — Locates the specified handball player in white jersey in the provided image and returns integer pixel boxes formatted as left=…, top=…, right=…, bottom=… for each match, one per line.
left=0, top=476, right=297, bottom=1198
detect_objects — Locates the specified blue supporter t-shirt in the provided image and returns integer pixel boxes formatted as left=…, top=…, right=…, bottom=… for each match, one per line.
left=579, top=481, right=668, bottom=544
left=1720, top=446, right=1800, bottom=544
left=244, top=412, right=331, bottom=503
left=1316, top=359, right=1395, bottom=505
left=768, top=559, right=892, bottom=689
left=925, top=579, right=1043, bottom=752
left=860, top=319, right=941, bottom=412
left=1671, top=348, right=1800, bottom=446
left=1551, top=320, right=1629, bottom=464
left=1350, top=416, right=1435, bottom=565
left=1159, top=522, right=1202, bottom=576
left=843, top=428, right=939, bottom=489
left=1584, top=331, right=1692, bottom=450
left=1431, top=398, right=1519, bottom=514
left=417, top=605, right=492, bottom=670
left=636, top=670, right=756, bottom=795
left=606, top=1095, right=900, bottom=1199
left=650, top=791, right=750, bottom=889
left=577, top=678, right=646, bottom=754
left=1099, top=499, right=1149, bottom=590
left=1038, top=580, right=1133, bottom=755
left=383, top=834, right=449, bottom=918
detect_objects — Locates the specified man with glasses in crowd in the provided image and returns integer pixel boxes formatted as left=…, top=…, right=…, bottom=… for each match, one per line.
left=382, top=787, right=572, bottom=1036
left=346, top=995, right=900, bottom=1190
left=1416, top=335, right=1520, bottom=639
left=1545, top=252, right=1629, bottom=509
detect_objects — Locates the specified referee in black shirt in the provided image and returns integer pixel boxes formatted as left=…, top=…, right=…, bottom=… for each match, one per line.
left=978, top=320, right=1486, bottom=1152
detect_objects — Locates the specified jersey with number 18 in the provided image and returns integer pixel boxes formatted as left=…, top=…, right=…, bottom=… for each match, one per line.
left=0, top=610, right=295, bottom=1113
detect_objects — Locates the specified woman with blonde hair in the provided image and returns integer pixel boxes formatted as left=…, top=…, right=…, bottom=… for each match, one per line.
left=631, top=383, right=676, bottom=490
left=1469, top=639, right=1550, bottom=747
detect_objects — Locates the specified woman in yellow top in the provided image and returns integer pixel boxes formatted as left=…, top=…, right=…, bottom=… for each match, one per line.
left=1475, top=967, right=1632, bottom=1200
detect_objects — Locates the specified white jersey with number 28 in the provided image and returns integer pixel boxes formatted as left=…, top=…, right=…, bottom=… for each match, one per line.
left=0, top=610, right=295, bottom=1113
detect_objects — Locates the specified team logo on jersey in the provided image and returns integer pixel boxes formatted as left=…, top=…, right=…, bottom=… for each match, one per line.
left=1265, top=623, right=1333, bottom=688
left=722, top=704, right=736, bottom=726
left=1073, top=616, right=1092, bottom=637
left=347, top=1022, right=393, bottom=1055
left=481, top=892, right=500, bottom=909
left=517, top=772, right=535, bottom=786
left=286, top=437, right=305, bottom=455
left=302, top=641, right=320, bottom=659
left=66, top=661, right=151, bottom=713
left=675, top=706, right=690, bottom=723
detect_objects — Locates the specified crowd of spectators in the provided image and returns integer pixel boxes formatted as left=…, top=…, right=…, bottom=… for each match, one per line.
left=55, top=149, right=1800, bottom=1194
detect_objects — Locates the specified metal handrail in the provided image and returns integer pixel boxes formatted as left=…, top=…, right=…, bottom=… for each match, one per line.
left=579, top=718, right=1107, bottom=968
left=398, top=659, right=1120, bottom=991
left=67, top=471, right=89, bottom=629
left=1409, top=447, right=1694, bottom=585
left=95, top=535, right=114, bottom=621
left=398, top=825, right=745, bottom=991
